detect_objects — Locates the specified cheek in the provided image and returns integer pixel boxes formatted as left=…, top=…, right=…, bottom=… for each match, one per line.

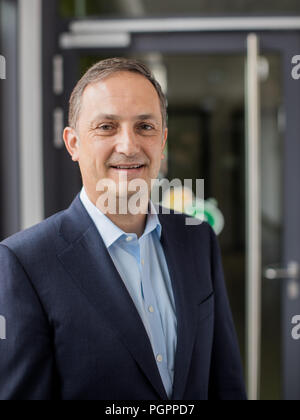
left=81, top=140, right=112, bottom=168
left=146, top=144, right=164, bottom=177
left=145, top=141, right=164, bottom=161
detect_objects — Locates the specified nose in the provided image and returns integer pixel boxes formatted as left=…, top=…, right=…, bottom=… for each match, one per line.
left=114, top=126, right=141, bottom=157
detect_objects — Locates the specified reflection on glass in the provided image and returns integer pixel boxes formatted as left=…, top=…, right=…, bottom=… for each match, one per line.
left=60, top=0, right=300, bottom=18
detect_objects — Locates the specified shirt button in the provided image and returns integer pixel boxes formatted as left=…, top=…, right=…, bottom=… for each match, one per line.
left=126, top=236, right=134, bottom=242
left=149, top=306, right=154, bottom=313
left=156, top=354, right=163, bottom=363
left=141, top=259, right=145, bottom=266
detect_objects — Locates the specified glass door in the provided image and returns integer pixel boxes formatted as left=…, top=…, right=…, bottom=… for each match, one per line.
left=0, top=0, right=20, bottom=239
left=44, top=17, right=300, bottom=398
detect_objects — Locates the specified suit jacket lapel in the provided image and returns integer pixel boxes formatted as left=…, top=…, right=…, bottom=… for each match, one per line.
left=58, top=196, right=168, bottom=400
left=158, top=213, right=200, bottom=400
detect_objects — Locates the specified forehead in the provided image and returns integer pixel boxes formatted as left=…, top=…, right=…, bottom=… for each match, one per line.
left=81, top=71, right=161, bottom=117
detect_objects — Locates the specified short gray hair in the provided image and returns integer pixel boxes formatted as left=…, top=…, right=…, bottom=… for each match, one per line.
left=68, top=57, right=168, bottom=130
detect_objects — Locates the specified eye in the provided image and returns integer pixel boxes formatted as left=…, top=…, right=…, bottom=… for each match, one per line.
left=98, top=124, right=114, bottom=131
left=139, top=123, right=154, bottom=131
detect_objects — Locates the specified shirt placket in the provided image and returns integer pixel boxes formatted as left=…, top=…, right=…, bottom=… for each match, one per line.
left=139, top=238, right=172, bottom=396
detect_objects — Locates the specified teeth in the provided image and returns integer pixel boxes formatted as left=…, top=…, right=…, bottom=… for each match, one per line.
left=116, top=165, right=142, bottom=169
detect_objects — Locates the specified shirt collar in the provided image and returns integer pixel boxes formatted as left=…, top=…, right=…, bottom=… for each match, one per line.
left=80, top=187, right=162, bottom=249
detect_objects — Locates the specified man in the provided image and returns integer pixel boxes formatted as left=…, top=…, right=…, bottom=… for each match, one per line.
left=0, top=58, right=246, bottom=400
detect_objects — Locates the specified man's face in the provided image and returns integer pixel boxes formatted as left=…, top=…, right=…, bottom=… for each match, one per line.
left=64, top=71, right=168, bottom=205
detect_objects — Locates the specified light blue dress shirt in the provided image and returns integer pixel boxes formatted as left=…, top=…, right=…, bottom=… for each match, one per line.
left=80, top=188, right=177, bottom=398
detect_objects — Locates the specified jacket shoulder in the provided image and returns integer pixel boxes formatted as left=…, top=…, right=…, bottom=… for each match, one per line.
left=0, top=210, right=66, bottom=260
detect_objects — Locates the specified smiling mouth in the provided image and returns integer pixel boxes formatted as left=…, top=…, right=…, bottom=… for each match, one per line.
left=110, top=164, right=145, bottom=170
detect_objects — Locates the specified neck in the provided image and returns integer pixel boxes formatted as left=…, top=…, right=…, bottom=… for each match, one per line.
left=84, top=187, right=150, bottom=239
left=105, top=212, right=148, bottom=239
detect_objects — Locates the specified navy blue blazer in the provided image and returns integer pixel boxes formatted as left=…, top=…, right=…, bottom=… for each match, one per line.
left=0, top=195, right=246, bottom=400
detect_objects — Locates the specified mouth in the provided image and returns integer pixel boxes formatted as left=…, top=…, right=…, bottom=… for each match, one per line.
left=110, top=164, right=146, bottom=173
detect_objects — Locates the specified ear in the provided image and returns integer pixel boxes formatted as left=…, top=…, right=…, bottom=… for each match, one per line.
left=63, top=127, right=80, bottom=162
left=162, top=128, right=168, bottom=159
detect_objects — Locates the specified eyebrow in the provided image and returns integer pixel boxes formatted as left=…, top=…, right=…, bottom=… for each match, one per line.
left=91, top=113, right=160, bottom=124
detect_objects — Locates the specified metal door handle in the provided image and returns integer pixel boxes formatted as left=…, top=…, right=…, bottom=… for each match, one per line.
left=264, top=261, right=300, bottom=300
left=264, top=261, right=300, bottom=280
left=246, top=33, right=261, bottom=401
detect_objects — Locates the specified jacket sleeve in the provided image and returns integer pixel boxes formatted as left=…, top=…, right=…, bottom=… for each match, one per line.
left=0, top=244, right=55, bottom=400
left=207, top=227, right=247, bottom=400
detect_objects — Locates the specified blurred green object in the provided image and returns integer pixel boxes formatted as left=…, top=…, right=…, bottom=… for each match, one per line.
left=185, top=198, right=225, bottom=236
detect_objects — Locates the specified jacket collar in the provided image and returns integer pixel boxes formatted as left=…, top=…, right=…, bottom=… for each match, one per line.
left=79, top=187, right=162, bottom=249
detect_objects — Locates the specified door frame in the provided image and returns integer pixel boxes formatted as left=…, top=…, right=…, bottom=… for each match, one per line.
left=42, top=4, right=300, bottom=399
left=0, top=0, right=20, bottom=239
